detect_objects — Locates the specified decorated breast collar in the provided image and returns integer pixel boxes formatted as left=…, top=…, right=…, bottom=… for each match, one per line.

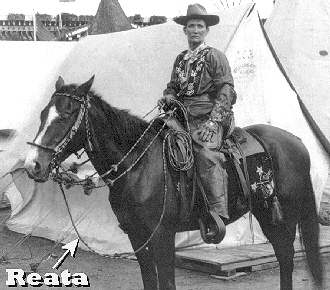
left=176, top=45, right=211, bottom=97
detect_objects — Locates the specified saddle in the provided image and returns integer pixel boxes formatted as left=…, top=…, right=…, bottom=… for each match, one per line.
left=154, top=113, right=282, bottom=243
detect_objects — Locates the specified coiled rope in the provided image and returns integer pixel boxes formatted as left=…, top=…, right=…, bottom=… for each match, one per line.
left=164, top=99, right=194, bottom=172
left=165, top=129, right=194, bottom=172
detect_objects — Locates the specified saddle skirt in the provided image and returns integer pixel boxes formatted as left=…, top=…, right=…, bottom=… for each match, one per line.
left=221, top=127, right=275, bottom=219
left=225, top=127, right=264, bottom=158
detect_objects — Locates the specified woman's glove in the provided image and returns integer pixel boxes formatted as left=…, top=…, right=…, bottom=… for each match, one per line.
left=199, top=120, right=219, bottom=142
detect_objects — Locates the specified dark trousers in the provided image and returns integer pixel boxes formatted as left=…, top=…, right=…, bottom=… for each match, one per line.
left=189, top=119, right=229, bottom=219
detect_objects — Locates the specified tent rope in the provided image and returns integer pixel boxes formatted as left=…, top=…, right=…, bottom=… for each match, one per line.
left=29, top=198, right=103, bottom=271
left=0, top=206, right=57, bottom=264
left=0, top=234, right=33, bottom=264
left=0, top=169, right=28, bottom=228
left=0, top=168, right=94, bottom=266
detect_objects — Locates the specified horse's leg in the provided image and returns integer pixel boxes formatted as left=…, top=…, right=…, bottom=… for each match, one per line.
left=150, top=229, right=176, bottom=290
left=271, top=224, right=296, bottom=290
left=257, top=215, right=297, bottom=290
left=128, top=233, right=158, bottom=290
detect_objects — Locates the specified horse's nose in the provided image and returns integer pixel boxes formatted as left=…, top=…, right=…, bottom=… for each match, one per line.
left=25, top=159, right=42, bottom=176
left=33, top=160, right=42, bottom=174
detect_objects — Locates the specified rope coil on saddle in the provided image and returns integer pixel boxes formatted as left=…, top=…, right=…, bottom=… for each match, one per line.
left=165, top=130, right=194, bottom=171
left=164, top=99, right=194, bottom=172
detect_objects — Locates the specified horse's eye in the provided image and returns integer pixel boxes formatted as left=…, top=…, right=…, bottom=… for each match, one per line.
left=60, top=112, right=71, bottom=119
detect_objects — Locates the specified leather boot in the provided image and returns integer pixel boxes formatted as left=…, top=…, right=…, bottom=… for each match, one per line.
left=194, top=145, right=228, bottom=242
left=202, top=163, right=228, bottom=241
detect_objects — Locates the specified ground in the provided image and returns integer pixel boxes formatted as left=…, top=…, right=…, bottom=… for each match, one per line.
left=1, top=207, right=330, bottom=290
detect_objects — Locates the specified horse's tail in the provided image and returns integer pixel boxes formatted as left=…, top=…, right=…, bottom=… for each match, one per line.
left=299, top=182, right=323, bottom=288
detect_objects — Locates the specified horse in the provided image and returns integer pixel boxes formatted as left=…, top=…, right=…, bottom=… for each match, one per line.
left=24, top=76, right=323, bottom=290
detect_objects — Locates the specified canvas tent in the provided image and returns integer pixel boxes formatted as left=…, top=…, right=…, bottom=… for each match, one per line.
left=264, top=0, right=330, bottom=208
left=264, top=0, right=330, bottom=156
left=1, top=3, right=329, bottom=255
left=89, top=0, right=133, bottom=35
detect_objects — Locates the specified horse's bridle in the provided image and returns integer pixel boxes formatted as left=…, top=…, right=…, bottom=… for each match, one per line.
left=25, top=95, right=195, bottom=259
left=27, top=92, right=93, bottom=166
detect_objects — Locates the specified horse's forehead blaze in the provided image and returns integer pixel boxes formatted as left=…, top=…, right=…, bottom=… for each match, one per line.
left=35, top=105, right=59, bottom=145
left=25, top=105, right=59, bottom=164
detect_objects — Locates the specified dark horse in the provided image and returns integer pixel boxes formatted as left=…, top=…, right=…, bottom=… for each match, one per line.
left=24, top=76, right=323, bottom=290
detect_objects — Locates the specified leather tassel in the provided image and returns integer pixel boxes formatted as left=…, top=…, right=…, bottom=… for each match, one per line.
left=272, top=196, right=284, bottom=225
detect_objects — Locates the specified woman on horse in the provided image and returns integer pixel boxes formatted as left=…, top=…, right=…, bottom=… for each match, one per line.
left=158, top=3, right=237, bottom=241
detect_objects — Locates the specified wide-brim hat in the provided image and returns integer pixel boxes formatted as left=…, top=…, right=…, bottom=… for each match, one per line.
left=174, top=3, right=219, bottom=27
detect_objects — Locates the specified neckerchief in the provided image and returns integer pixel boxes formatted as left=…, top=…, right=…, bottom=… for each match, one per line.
left=176, top=43, right=211, bottom=97
left=183, top=42, right=208, bottom=62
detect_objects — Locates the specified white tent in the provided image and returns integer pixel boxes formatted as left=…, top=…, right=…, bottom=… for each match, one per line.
left=1, top=3, right=329, bottom=255
left=265, top=0, right=330, bottom=209
left=265, top=0, right=330, bottom=156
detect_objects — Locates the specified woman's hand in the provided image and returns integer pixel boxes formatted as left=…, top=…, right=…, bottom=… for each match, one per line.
left=199, top=120, right=219, bottom=142
left=157, top=94, right=176, bottom=109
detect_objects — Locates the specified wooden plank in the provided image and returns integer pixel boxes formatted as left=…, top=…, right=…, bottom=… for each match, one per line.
left=176, top=244, right=277, bottom=271
left=176, top=255, right=238, bottom=277
left=320, top=247, right=330, bottom=254
left=176, top=258, right=225, bottom=276
left=220, top=256, right=278, bottom=271
left=210, top=272, right=247, bottom=281
left=175, top=226, right=330, bottom=277
left=175, top=247, right=278, bottom=272
left=239, top=261, right=279, bottom=273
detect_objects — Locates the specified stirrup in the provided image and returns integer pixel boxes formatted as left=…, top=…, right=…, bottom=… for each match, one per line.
left=199, top=211, right=226, bottom=244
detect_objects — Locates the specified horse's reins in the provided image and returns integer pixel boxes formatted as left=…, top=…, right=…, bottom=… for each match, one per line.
left=27, top=92, right=180, bottom=257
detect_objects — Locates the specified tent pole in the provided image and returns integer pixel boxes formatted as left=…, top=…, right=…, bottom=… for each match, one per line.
left=33, top=9, right=37, bottom=41
left=59, top=12, right=62, bottom=30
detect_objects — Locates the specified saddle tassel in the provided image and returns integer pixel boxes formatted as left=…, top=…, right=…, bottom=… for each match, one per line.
left=271, top=196, right=284, bottom=225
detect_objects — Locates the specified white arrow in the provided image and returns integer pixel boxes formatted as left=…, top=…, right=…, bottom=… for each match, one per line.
left=52, top=239, right=79, bottom=270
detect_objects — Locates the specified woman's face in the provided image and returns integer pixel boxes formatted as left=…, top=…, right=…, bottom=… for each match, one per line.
left=184, top=19, right=209, bottom=49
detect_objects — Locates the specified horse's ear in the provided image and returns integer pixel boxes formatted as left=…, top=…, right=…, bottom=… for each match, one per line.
left=55, top=76, right=65, bottom=91
left=75, top=75, right=95, bottom=97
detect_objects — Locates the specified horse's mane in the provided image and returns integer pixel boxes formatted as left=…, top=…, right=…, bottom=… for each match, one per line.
left=59, top=84, right=152, bottom=151
left=89, top=93, right=154, bottom=154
